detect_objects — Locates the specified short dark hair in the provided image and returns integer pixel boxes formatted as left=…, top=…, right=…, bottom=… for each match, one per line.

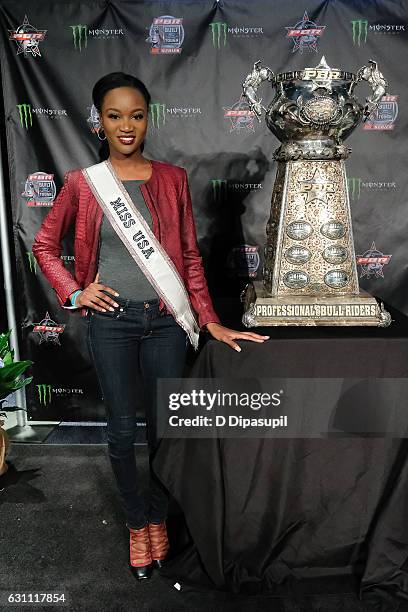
left=92, top=72, right=151, bottom=111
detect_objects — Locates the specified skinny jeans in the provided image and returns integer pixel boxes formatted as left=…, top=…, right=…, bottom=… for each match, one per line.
left=86, top=297, right=187, bottom=529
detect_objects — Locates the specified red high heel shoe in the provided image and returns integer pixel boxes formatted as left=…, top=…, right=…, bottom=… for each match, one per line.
left=129, top=525, right=153, bottom=580
left=148, top=521, right=169, bottom=568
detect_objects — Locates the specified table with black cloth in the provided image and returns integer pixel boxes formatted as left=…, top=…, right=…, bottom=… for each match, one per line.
left=154, top=307, right=408, bottom=609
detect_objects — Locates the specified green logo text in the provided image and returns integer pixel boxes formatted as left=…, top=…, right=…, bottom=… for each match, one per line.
left=36, top=384, right=52, bottom=406
left=149, top=103, right=166, bottom=129
left=70, top=24, right=88, bottom=51
left=347, top=177, right=362, bottom=201
left=17, top=104, right=32, bottom=130
left=26, top=251, right=37, bottom=274
left=209, top=22, right=227, bottom=49
left=211, top=179, right=228, bottom=202
left=351, top=20, right=368, bottom=46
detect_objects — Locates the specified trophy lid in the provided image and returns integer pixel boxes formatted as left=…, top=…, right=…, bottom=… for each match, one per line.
left=275, top=56, right=356, bottom=85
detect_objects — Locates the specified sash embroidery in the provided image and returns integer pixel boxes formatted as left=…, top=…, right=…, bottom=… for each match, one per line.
left=82, top=160, right=200, bottom=350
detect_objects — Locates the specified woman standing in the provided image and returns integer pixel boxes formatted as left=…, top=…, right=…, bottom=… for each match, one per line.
left=32, top=72, right=269, bottom=580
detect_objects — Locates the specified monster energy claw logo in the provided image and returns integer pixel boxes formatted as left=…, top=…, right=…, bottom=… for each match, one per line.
left=17, top=104, right=32, bottom=129
left=149, top=103, right=166, bottom=128
left=26, top=251, right=37, bottom=273
left=70, top=24, right=88, bottom=50
left=210, top=22, right=227, bottom=48
left=348, top=178, right=361, bottom=201
left=211, top=179, right=227, bottom=202
left=37, top=383, right=52, bottom=406
left=351, top=20, right=368, bottom=46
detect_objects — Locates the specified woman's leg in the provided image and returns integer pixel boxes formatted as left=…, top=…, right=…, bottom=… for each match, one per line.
left=139, top=309, right=188, bottom=524
left=87, top=309, right=147, bottom=530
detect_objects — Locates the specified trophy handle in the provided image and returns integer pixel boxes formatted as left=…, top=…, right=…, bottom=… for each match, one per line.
left=356, top=59, right=388, bottom=121
left=242, top=60, right=275, bottom=123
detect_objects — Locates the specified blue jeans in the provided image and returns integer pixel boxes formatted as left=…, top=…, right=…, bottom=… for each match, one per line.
left=86, top=297, right=188, bottom=529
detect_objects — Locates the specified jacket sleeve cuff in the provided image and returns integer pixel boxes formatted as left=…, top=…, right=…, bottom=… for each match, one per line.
left=199, top=318, right=221, bottom=332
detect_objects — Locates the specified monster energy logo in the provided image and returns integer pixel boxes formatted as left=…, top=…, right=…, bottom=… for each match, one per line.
left=70, top=24, right=88, bottom=50
left=17, top=104, right=32, bottom=129
left=209, top=22, right=227, bottom=48
left=149, top=103, right=166, bottom=129
left=211, top=179, right=228, bottom=202
left=347, top=178, right=362, bottom=201
left=37, top=384, right=52, bottom=406
left=351, top=20, right=368, bottom=46
left=26, top=251, right=37, bottom=274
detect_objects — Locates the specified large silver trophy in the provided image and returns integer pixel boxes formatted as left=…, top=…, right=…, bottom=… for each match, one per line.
left=240, top=57, right=391, bottom=327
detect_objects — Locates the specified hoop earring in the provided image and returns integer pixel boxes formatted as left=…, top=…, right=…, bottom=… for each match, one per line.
left=97, top=128, right=107, bottom=141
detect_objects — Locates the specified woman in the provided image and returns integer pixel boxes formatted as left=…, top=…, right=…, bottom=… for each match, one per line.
left=32, top=72, right=269, bottom=580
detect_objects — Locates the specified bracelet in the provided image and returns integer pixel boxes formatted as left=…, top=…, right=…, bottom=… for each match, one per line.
left=70, top=289, right=83, bottom=307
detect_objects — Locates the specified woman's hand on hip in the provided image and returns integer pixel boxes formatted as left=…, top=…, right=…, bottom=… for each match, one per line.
left=205, top=322, right=269, bottom=352
left=73, top=272, right=120, bottom=311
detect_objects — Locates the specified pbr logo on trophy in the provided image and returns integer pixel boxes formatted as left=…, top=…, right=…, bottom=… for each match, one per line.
left=240, top=57, right=392, bottom=328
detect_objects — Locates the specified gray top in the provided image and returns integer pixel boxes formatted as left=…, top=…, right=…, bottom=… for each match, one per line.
left=97, top=180, right=158, bottom=301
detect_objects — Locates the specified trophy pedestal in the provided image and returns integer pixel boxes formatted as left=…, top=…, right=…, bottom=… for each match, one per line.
left=242, top=281, right=391, bottom=327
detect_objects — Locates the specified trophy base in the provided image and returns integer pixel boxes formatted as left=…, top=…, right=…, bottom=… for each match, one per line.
left=241, top=281, right=392, bottom=328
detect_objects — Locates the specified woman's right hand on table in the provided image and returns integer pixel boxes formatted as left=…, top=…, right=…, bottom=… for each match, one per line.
left=71, top=272, right=120, bottom=312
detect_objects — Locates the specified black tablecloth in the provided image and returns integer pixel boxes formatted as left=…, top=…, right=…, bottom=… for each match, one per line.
left=154, top=307, right=408, bottom=607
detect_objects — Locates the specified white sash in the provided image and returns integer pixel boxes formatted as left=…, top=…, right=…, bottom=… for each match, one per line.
left=82, top=160, right=200, bottom=350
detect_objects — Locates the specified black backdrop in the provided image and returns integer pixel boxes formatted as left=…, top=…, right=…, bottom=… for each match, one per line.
left=0, top=0, right=406, bottom=421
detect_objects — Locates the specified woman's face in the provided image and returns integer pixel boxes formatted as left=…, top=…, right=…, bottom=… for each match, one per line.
left=99, top=86, right=148, bottom=157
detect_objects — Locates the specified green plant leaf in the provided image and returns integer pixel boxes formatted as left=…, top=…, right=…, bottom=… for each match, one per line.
left=0, top=376, right=33, bottom=399
left=3, top=351, right=13, bottom=366
left=0, top=361, right=33, bottom=383
left=0, top=331, right=11, bottom=359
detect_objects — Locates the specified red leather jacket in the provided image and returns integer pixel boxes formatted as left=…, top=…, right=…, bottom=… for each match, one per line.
left=32, top=159, right=221, bottom=329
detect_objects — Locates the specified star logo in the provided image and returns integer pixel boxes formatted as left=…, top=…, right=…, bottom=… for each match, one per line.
left=356, top=242, right=392, bottom=279
left=285, top=11, right=325, bottom=53
left=32, top=312, right=65, bottom=345
left=223, top=96, right=255, bottom=133
left=9, top=15, right=47, bottom=58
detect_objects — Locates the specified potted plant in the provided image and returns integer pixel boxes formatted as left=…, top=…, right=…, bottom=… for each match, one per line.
left=0, top=330, right=33, bottom=476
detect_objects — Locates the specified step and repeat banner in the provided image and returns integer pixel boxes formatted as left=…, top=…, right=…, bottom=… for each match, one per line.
left=0, top=0, right=406, bottom=421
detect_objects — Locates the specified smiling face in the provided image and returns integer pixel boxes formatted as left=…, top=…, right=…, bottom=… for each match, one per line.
left=99, top=86, right=148, bottom=158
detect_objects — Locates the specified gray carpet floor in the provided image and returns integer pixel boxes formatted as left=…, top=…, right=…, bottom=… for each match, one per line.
left=1, top=444, right=407, bottom=612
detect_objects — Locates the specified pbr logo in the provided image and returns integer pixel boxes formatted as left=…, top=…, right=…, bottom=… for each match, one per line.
left=348, top=177, right=397, bottom=201
left=364, top=95, right=398, bottom=130
left=36, top=384, right=84, bottom=406
left=223, top=96, right=256, bottom=133
left=285, top=11, right=326, bottom=53
left=22, top=172, right=56, bottom=206
left=8, top=15, right=46, bottom=58
left=70, top=25, right=125, bottom=51
left=209, top=22, right=264, bottom=49
left=32, top=312, right=66, bottom=345
left=356, top=242, right=392, bottom=278
left=351, top=19, right=405, bottom=46
left=87, top=104, right=102, bottom=134
left=146, top=16, right=184, bottom=54
left=226, top=245, right=260, bottom=278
